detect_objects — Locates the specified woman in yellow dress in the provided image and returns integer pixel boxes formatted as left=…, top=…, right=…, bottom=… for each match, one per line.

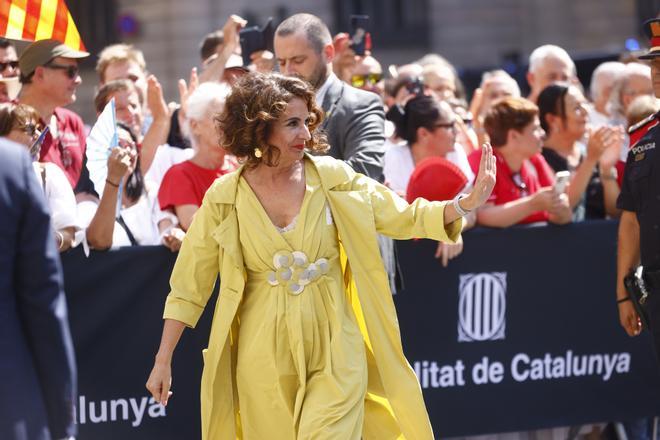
left=146, top=73, right=496, bottom=439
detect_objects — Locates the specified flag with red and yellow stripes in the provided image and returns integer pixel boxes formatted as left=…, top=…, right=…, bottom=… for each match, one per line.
left=0, top=0, right=85, bottom=51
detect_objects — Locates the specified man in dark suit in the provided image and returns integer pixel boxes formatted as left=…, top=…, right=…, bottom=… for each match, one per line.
left=274, top=14, right=400, bottom=291
left=274, top=13, right=386, bottom=181
left=0, top=139, right=77, bottom=440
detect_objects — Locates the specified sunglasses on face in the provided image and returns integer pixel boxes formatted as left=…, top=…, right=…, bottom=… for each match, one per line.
left=16, top=121, right=39, bottom=138
left=0, top=60, right=18, bottom=71
left=24, top=123, right=38, bottom=137
left=44, top=62, right=79, bottom=79
left=351, top=73, right=382, bottom=88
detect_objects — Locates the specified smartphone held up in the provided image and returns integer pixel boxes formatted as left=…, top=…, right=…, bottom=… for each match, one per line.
left=239, top=18, right=274, bottom=67
left=349, top=15, right=370, bottom=56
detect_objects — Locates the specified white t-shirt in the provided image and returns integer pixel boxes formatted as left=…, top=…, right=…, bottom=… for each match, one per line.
left=383, top=140, right=414, bottom=195
left=34, top=162, right=79, bottom=231
left=144, top=144, right=194, bottom=189
left=77, top=181, right=177, bottom=251
left=113, top=181, right=176, bottom=247
left=384, top=141, right=475, bottom=195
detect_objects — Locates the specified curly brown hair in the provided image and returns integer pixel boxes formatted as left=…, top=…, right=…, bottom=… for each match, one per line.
left=216, top=72, right=328, bottom=168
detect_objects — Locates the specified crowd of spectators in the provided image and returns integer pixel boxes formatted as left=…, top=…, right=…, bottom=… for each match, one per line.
left=0, top=13, right=654, bottom=263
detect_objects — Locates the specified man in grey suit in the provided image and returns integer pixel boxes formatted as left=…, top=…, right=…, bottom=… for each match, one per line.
left=274, top=13, right=386, bottom=180
left=274, top=13, right=399, bottom=292
left=0, top=139, right=77, bottom=440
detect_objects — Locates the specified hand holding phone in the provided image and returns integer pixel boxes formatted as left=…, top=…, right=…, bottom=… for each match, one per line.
left=554, top=170, right=570, bottom=194
left=349, top=15, right=370, bottom=56
left=239, top=18, right=274, bottom=67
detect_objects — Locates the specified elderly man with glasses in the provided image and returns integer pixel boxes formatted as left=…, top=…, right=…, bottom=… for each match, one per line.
left=16, top=39, right=95, bottom=198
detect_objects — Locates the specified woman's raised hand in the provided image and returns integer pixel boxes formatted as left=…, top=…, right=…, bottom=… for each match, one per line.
left=462, top=143, right=497, bottom=211
left=106, top=146, right=135, bottom=185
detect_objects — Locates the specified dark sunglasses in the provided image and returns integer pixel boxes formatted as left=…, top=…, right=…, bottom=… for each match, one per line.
left=44, top=62, right=79, bottom=79
left=0, top=60, right=18, bottom=71
left=351, top=73, right=382, bottom=88
left=21, top=122, right=38, bottom=137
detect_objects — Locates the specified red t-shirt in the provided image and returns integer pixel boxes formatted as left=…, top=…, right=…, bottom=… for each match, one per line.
left=158, top=158, right=237, bottom=211
left=38, top=107, right=87, bottom=189
left=468, top=149, right=555, bottom=224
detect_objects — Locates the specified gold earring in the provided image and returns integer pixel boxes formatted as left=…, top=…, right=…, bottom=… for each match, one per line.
left=254, top=147, right=263, bottom=158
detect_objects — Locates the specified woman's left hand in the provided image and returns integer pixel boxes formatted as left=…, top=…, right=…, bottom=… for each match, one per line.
left=462, top=142, right=497, bottom=211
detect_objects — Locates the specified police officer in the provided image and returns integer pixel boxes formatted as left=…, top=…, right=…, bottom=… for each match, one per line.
left=617, top=18, right=660, bottom=356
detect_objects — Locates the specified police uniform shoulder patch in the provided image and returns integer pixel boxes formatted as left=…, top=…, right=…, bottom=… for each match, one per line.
left=628, top=112, right=658, bottom=134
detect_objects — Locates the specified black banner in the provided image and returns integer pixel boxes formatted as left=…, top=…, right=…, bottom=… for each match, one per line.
left=61, top=220, right=660, bottom=438
left=62, top=246, right=215, bottom=439
left=395, top=220, right=660, bottom=437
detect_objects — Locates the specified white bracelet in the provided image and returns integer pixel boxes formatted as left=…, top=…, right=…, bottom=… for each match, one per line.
left=452, top=193, right=471, bottom=217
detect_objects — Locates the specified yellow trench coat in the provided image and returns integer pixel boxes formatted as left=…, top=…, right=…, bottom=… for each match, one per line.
left=163, top=154, right=463, bottom=440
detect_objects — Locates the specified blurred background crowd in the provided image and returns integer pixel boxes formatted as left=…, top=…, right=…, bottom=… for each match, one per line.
left=0, top=2, right=655, bottom=264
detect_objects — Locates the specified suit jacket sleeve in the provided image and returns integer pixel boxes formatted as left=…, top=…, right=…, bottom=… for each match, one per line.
left=339, top=90, right=386, bottom=181
left=14, top=149, right=77, bottom=439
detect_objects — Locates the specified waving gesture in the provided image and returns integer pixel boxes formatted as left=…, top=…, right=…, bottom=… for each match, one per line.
left=464, top=143, right=497, bottom=210
left=443, top=143, right=496, bottom=225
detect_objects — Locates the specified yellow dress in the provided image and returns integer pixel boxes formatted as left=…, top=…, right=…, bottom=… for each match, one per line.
left=164, top=154, right=462, bottom=439
left=234, top=160, right=367, bottom=439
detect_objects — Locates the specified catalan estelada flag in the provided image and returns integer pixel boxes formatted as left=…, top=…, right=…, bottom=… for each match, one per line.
left=0, top=0, right=85, bottom=51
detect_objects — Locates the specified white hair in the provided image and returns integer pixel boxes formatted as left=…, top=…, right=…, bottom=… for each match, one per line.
left=186, top=81, right=231, bottom=121
left=606, top=62, right=652, bottom=120
left=589, top=61, right=625, bottom=101
left=528, top=44, right=576, bottom=75
left=416, top=53, right=452, bottom=68
left=182, top=81, right=231, bottom=139
left=479, top=69, right=521, bottom=96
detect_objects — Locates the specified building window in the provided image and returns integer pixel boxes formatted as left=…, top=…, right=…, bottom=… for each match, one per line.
left=67, top=0, right=118, bottom=56
left=334, top=0, right=430, bottom=50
